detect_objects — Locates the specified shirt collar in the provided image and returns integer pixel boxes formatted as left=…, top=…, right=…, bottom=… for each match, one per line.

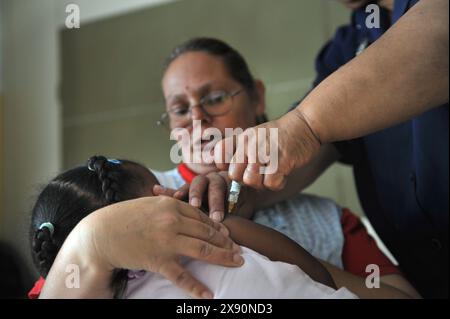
left=178, top=163, right=198, bottom=183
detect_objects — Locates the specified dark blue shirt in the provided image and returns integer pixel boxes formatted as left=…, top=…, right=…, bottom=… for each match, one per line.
left=309, top=0, right=448, bottom=298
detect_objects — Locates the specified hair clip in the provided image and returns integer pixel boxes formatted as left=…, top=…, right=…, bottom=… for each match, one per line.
left=87, top=163, right=96, bottom=172
left=39, top=222, right=55, bottom=236
left=107, top=159, right=122, bottom=165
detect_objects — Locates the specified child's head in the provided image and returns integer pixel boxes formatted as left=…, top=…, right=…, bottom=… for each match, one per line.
left=29, top=155, right=158, bottom=285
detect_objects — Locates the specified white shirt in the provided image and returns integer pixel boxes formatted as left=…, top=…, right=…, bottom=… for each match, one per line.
left=125, top=247, right=357, bottom=299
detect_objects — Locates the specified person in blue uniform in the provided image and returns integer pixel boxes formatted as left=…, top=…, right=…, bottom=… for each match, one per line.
left=307, top=0, right=448, bottom=299
left=215, top=0, right=448, bottom=298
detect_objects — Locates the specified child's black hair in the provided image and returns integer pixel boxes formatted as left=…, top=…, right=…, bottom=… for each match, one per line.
left=30, top=155, right=156, bottom=298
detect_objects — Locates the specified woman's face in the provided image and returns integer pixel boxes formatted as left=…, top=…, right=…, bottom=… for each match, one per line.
left=162, top=52, right=265, bottom=174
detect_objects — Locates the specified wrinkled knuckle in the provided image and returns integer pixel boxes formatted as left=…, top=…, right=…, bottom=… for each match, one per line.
left=265, top=180, right=283, bottom=191
left=243, top=175, right=257, bottom=187
left=205, top=172, right=216, bottom=179
left=207, top=227, right=216, bottom=241
left=162, top=212, right=181, bottom=227
left=159, top=195, right=176, bottom=206
left=194, top=175, right=207, bottom=184
left=218, top=171, right=228, bottom=180
left=190, top=189, right=201, bottom=198
left=174, top=270, right=190, bottom=287
left=199, top=242, right=213, bottom=258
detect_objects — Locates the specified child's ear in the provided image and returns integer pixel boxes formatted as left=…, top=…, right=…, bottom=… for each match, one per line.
left=254, top=80, right=266, bottom=117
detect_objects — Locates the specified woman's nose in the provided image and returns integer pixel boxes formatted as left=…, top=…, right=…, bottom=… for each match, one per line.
left=191, top=104, right=211, bottom=122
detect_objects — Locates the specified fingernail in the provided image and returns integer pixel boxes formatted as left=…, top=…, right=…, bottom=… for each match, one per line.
left=233, top=253, right=244, bottom=265
left=243, top=169, right=253, bottom=181
left=211, top=211, right=223, bottom=222
left=190, top=197, right=201, bottom=207
left=201, top=291, right=214, bottom=299
left=153, top=185, right=164, bottom=191
left=232, top=243, right=242, bottom=253
left=228, top=163, right=236, bottom=176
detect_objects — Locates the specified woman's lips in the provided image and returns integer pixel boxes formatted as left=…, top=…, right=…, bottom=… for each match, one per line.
left=200, top=139, right=217, bottom=151
left=191, top=135, right=217, bottom=149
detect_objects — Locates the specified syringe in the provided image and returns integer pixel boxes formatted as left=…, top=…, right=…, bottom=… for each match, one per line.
left=227, top=181, right=242, bottom=214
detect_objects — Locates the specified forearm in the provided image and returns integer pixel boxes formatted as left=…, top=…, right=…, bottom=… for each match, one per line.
left=298, top=0, right=449, bottom=144
left=39, top=218, right=114, bottom=299
left=253, top=143, right=340, bottom=210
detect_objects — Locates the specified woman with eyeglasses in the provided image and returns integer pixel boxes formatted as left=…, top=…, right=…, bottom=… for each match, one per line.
left=149, top=37, right=419, bottom=298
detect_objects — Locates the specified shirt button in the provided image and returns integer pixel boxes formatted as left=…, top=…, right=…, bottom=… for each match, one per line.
left=431, top=238, right=442, bottom=251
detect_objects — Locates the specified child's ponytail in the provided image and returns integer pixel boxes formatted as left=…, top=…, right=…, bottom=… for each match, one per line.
left=31, top=223, right=57, bottom=277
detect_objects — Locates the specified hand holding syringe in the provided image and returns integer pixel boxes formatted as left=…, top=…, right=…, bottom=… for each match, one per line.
left=153, top=175, right=246, bottom=220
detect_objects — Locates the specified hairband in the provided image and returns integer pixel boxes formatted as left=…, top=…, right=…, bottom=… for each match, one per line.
left=39, top=222, right=55, bottom=236
left=107, top=159, right=121, bottom=165
left=87, top=158, right=122, bottom=171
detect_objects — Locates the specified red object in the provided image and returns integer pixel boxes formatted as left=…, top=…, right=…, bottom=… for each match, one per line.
left=340, top=208, right=401, bottom=277
left=28, top=276, right=45, bottom=299
left=178, top=163, right=196, bottom=184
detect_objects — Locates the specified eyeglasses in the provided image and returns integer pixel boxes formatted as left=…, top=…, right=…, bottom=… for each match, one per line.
left=157, top=89, right=243, bottom=128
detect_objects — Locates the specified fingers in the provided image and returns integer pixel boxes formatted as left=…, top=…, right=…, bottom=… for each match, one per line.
left=228, top=132, right=249, bottom=183
left=178, top=217, right=236, bottom=251
left=206, top=173, right=227, bottom=222
left=217, top=171, right=232, bottom=187
left=153, top=184, right=189, bottom=201
left=175, top=201, right=229, bottom=237
left=263, top=172, right=287, bottom=191
left=242, top=162, right=264, bottom=190
left=153, top=185, right=177, bottom=197
left=174, top=184, right=189, bottom=200
left=188, top=173, right=229, bottom=222
left=214, top=136, right=235, bottom=171
left=189, top=175, right=208, bottom=208
left=158, top=260, right=214, bottom=299
left=174, top=236, right=244, bottom=268
left=226, top=127, right=287, bottom=190
left=228, top=150, right=249, bottom=183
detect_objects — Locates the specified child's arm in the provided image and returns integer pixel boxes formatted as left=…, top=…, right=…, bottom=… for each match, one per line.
left=320, top=261, right=421, bottom=299
left=222, top=215, right=421, bottom=299
left=222, top=215, right=337, bottom=289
